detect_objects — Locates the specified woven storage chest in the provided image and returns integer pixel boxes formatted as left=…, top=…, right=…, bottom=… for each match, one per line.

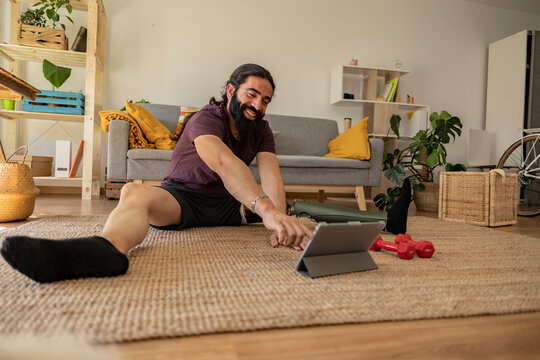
left=438, top=171, right=518, bottom=227
left=10, top=155, right=52, bottom=177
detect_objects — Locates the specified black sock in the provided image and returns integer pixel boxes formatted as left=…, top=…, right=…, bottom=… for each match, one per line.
left=386, top=178, right=412, bottom=235
left=1, top=236, right=129, bottom=283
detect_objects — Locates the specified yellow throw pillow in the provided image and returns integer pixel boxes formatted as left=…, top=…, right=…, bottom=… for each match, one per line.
left=125, top=102, right=176, bottom=150
left=324, top=116, right=370, bottom=160
left=99, top=110, right=155, bottom=149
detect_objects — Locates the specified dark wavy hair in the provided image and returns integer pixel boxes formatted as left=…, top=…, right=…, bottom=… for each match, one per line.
left=209, top=63, right=275, bottom=106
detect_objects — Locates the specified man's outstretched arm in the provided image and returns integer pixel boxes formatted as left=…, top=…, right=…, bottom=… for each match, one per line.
left=255, top=151, right=286, bottom=214
left=194, top=135, right=312, bottom=248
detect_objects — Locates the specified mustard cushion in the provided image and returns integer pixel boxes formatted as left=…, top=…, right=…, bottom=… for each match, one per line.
left=324, top=116, right=370, bottom=160
left=125, top=102, right=176, bottom=150
left=99, top=110, right=155, bottom=149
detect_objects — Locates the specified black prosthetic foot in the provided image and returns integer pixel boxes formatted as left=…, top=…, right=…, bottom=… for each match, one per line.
left=385, top=177, right=412, bottom=235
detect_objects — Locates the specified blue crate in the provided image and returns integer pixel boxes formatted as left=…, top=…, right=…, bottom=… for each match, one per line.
left=22, top=90, right=85, bottom=115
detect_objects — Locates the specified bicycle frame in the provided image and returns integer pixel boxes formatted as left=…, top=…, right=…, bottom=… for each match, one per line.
left=521, top=132, right=540, bottom=180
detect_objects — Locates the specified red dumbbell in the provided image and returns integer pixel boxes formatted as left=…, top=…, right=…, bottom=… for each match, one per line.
left=394, top=234, right=435, bottom=258
left=370, top=235, right=416, bottom=260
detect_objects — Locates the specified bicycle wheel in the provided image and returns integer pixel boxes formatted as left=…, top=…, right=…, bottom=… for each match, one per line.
left=497, top=135, right=540, bottom=216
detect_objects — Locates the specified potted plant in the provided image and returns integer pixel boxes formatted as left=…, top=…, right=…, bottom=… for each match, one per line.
left=21, top=59, right=84, bottom=115
left=18, top=0, right=73, bottom=50
left=374, top=111, right=465, bottom=212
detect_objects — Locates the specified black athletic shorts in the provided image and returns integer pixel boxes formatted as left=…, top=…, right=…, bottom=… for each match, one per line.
left=152, top=179, right=242, bottom=230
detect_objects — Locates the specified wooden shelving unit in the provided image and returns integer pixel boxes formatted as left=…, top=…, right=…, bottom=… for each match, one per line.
left=0, top=0, right=106, bottom=199
left=330, top=65, right=430, bottom=137
left=0, top=109, right=84, bottom=122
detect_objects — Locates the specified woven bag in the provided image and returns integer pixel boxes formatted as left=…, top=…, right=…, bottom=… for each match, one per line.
left=0, top=145, right=40, bottom=222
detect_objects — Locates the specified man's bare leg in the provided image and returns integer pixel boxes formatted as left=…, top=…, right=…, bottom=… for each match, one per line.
left=0, top=183, right=181, bottom=283
left=101, top=183, right=182, bottom=254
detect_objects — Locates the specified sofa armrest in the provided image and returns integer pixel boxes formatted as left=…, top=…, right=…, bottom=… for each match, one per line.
left=367, top=138, right=384, bottom=186
left=107, top=119, right=129, bottom=180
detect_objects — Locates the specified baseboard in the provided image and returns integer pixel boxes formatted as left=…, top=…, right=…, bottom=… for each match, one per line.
left=38, top=186, right=106, bottom=196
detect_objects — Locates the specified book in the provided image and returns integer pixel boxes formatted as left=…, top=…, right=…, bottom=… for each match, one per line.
left=68, top=140, right=84, bottom=178
left=383, top=77, right=399, bottom=102
left=71, top=26, right=87, bottom=52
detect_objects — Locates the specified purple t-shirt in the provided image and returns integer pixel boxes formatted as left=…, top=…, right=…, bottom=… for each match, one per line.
left=162, top=103, right=275, bottom=195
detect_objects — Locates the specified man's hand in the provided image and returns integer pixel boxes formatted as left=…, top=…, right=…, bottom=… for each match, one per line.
left=261, top=208, right=312, bottom=250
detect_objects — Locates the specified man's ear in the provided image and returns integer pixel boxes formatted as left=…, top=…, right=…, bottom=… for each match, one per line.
left=226, top=83, right=236, bottom=101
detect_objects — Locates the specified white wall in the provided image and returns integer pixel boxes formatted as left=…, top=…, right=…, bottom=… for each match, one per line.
left=1, top=0, right=540, bottom=173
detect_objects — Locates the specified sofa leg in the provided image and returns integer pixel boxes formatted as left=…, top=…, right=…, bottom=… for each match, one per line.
left=355, top=186, right=367, bottom=211
left=318, top=190, right=325, bottom=202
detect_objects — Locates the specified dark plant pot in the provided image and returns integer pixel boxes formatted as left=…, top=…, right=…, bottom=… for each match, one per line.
left=413, top=182, right=439, bottom=212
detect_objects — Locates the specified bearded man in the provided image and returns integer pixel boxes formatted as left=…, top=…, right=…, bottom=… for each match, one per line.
left=1, top=63, right=314, bottom=283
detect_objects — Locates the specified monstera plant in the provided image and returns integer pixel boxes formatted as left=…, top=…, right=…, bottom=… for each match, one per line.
left=374, top=111, right=465, bottom=211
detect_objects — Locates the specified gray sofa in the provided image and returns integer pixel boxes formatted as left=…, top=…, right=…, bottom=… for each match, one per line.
left=106, top=103, right=383, bottom=209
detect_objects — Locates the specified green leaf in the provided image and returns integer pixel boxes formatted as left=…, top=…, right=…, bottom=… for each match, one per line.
left=390, top=114, right=401, bottom=138
left=66, top=4, right=72, bottom=12
left=425, top=150, right=439, bottom=168
left=66, top=15, right=73, bottom=23
left=429, top=112, right=439, bottom=128
left=412, top=182, right=425, bottom=192
left=43, top=59, right=71, bottom=89
left=46, top=8, right=54, bottom=19
left=373, top=193, right=388, bottom=211
left=440, top=110, right=451, bottom=120
left=385, top=163, right=405, bottom=185
left=61, top=23, right=66, bottom=30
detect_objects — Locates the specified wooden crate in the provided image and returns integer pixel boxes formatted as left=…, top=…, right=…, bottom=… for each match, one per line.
left=22, top=90, right=85, bottom=115
left=105, top=181, right=127, bottom=199
left=18, top=24, right=68, bottom=50
left=9, top=155, right=53, bottom=177
left=439, top=171, right=518, bottom=227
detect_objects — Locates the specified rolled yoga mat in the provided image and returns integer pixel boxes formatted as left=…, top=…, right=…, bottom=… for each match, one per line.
left=291, top=199, right=387, bottom=223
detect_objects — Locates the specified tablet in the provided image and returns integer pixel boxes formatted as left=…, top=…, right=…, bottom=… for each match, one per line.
left=295, top=221, right=385, bottom=278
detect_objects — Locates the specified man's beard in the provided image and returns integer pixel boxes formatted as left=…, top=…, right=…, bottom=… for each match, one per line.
left=228, top=93, right=263, bottom=139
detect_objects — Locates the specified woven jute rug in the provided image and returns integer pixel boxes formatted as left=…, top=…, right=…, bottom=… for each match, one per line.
left=0, top=215, right=539, bottom=344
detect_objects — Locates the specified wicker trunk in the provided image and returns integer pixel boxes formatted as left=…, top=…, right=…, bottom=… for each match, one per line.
left=438, top=171, right=517, bottom=227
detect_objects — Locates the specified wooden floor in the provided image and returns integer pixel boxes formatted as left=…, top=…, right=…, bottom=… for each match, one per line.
left=1, top=194, right=539, bottom=360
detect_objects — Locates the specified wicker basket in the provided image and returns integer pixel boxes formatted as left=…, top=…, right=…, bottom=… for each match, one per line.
left=413, top=182, right=439, bottom=212
left=0, top=146, right=40, bottom=222
left=438, top=170, right=517, bottom=227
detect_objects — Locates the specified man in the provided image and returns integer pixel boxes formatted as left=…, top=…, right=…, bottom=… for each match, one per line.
left=1, top=63, right=314, bottom=283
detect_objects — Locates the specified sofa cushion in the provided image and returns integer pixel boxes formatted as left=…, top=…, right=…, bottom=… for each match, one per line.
left=264, top=114, right=338, bottom=156
left=127, top=149, right=173, bottom=161
left=325, top=116, right=370, bottom=160
left=251, top=155, right=370, bottom=169
left=139, top=103, right=182, bottom=133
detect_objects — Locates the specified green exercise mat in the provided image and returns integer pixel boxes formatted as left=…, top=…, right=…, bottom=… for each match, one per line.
left=291, top=199, right=387, bottom=223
